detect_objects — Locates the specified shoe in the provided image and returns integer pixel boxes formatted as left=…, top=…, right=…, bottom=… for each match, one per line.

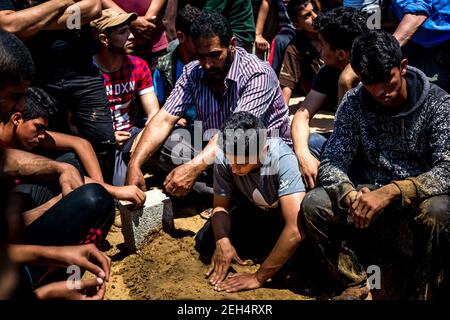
left=332, top=282, right=370, bottom=300
left=113, top=209, right=122, bottom=228
left=199, top=208, right=213, bottom=220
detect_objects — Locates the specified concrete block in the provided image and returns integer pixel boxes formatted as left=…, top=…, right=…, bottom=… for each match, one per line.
left=118, top=188, right=173, bottom=251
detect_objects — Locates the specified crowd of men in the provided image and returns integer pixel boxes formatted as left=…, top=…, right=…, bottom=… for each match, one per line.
left=0, top=0, right=449, bottom=300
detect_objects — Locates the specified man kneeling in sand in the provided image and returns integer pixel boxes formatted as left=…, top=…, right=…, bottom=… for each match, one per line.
left=195, top=112, right=306, bottom=293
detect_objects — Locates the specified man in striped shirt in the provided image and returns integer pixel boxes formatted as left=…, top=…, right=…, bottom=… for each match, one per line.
left=126, top=11, right=291, bottom=197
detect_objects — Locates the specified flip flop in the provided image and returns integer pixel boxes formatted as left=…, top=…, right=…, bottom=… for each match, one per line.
left=199, top=208, right=213, bottom=220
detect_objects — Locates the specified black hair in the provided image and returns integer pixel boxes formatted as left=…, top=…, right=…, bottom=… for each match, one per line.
left=287, top=0, right=317, bottom=23
left=0, top=29, right=35, bottom=87
left=190, top=11, right=233, bottom=47
left=218, top=112, right=267, bottom=159
left=23, top=87, right=57, bottom=121
left=176, top=4, right=202, bottom=37
left=313, top=7, right=369, bottom=51
left=350, top=30, right=402, bottom=84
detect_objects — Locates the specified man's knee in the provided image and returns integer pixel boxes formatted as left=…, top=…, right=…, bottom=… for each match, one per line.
left=301, top=187, right=334, bottom=226
left=77, top=183, right=114, bottom=215
left=417, top=195, right=450, bottom=228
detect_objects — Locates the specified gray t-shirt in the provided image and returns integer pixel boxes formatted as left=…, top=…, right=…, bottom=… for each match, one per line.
left=214, top=138, right=306, bottom=210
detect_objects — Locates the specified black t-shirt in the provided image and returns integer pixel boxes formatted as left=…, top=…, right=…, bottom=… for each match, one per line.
left=0, top=0, right=96, bottom=84
left=311, top=65, right=341, bottom=112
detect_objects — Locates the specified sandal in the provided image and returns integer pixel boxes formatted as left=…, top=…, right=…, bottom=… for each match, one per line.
left=199, top=208, right=213, bottom=220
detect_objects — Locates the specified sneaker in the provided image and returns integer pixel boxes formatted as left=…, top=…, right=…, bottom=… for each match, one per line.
left=332, top=282, right=370, bottom=300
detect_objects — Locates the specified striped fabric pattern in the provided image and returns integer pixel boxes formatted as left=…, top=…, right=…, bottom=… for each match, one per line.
left=164, top=47, right=292, bottom=144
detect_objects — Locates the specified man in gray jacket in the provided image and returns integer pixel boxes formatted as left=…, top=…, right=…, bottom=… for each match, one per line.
left=302, top=30, right=450, bottom=300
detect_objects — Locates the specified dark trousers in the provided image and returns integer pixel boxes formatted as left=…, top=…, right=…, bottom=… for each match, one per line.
left=143, top=124, right=214, bottom=195
left=23, top=183, right=115, bottom=287
left=195, top=195, right=284, bottom=262
left=403, top=40, right=450, bottom=92
left=43, top=75, right=116, bottom=183
left=301, top=186, right=450, bottom=300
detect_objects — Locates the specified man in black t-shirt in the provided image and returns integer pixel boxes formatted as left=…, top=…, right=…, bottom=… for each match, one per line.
left=0, top=0, right=117, bottom=183
left=291, top=7, right=368, bottom=190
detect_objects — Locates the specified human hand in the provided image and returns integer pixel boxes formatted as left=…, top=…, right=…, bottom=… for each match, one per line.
left=130, top=16, right=155, bottom=39
left=51, top=244, right=111, bottom=282
left=125, top=164, right=146, bottom=192
left=176, top=118, right=188, bottom=126
left=298, top=151, right=320, bottom=189
left=110, top=185, right=146, bottom=207
left=214, top=272, right=262, bottom=293
left=206, top=238, right=247, bottom=286
left=255, top=34, right=270, bottom=51
left=115, top=131, right=131, bottom=149
left=34, top=279, right=106, bottom=300
left=58, top=163, right=83, bottom=197
left=349, top=187, right=394, bottom=228
left=163, top=163, right=201, bottom=197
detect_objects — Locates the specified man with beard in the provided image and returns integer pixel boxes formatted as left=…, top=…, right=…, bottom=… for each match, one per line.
left=125, top=11, right=291, bottom=198
left=92, top=9, right=160, bottom=186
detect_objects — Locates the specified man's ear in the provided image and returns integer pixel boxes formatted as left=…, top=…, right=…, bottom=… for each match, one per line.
left=176, top=31, right=185, bottom=43
left=99, top=34, right=109, bottom=47
left=11, top=112, right=23, bottom=126
left=229, top=36, right=237, bottom=51
left=400, top=58, right=408, bottom=76
left=337, top=49, right=349, bottom=63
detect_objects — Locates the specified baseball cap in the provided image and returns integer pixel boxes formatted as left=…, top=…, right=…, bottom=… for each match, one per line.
left=91, top=9, right=137, bottom=35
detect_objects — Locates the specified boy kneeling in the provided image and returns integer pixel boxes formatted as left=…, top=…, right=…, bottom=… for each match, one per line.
left=196, top=112, right=306, bottom=293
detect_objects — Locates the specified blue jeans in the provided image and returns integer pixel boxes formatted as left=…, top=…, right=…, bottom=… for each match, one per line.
left=309, top=132, right=332, bottom=160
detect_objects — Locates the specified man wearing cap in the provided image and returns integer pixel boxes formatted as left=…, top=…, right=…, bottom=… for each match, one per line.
left=92, top=9, right=160, bottom=186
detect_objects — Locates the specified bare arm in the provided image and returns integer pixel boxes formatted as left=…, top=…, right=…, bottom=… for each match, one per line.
left=84, top=176, right=146, bottom=206
left=8, top=243, right=110, bottom=281
left=338, top=64, right=359, bottom=104
left=126, top=108, right=179, bottom=190
left=0, top=0, right=74, bottom=39
left=2, top=148, right=83, bottom=196
left=46, top=0, right=102, bottom=30
left=100, top=0, right=126, bottom=12
left=140, top=91, right=160, bottom=123
left=256, top=192, right=305, bottom=283
left=42, top=131, right=103, bottom=182
left=163, top=133, right=219, bottom=197
left=393, top=13, right=428, bottom=47
left=207, top=195, right=247, bottom=285
left=282, top=87, right=293, bottom=105
left=291, top=90, right=327, bottom=188
left=144, top=0, right=167, bottom=20
left=22, top=194, right=62, bottom=226
left=255, top=0, right=270, bottom=51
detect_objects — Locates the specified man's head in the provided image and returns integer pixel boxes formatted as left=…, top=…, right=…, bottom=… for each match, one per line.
left=190, top=11, right=236, bottom=81
left=91, top=9, right=138, bottom=55
left=6, top=87, right=56, bottom=151
left=0, top=29, right=35, bottom=121
left=287, top=0, right=319, bottom=35
left=218, top=112, right=267, bottom=177
left=351, top=30, right=408, bottom=108
left=176, top=4, right=202, bottom=61
left=313, top=7, right=368, bottom=68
